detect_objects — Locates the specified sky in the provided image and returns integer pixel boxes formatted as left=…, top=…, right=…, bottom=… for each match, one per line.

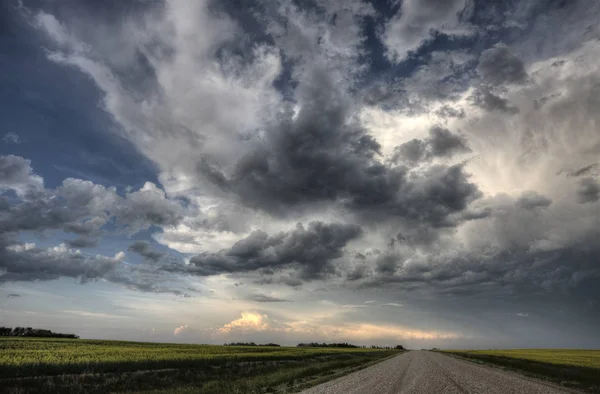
left=1, top=0, right=600, bottom=349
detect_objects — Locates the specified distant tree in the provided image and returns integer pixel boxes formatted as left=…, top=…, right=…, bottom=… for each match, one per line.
left=224, top=342, right=280, bottom=347
left=297, top=342, right=360, bottom=348
left=395, top=345, right=404, bottom=350
left=0, top=326, right=78, bottom=339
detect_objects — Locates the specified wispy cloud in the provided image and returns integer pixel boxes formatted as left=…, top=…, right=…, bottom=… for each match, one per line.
left=61, top=310, right=131, bottom=319
left=247, top=293, right=291, bottom=303
left=2, top=133, right=21, bottom=144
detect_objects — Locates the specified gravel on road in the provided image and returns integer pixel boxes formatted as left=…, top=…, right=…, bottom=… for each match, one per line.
left=301, top=350, right=571, bottom=394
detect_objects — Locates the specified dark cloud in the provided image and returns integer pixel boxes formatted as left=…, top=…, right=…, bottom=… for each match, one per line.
left=0, top=155, right=189, bottom=293
left=436, top=105, right=466, bottom=119
left=352, top=191, right=600, bottom=316
left=534, top=93, right=562, bottom=109
left=428, top=127, right=471, bottom=158
left=362, top=83, right=403, bottom=107
left=355, top=237, right=600, bottom=316
left=376, top=164, right=481, bottom=228
left=253, top=275, right=304, bottom=287
left=7, top=293, right=20, bottom=298
left=0, top=156, right=183, bottom=237
left=128, top=240, right=165, bottom=263
left=169, top=221, right=362, bottom=282
left=191, top=69, right=480, bottom=232
left=375, top=253, right=399, bottom=275
left=568, top=164, right=599, bottom=177
left=392, top=127, right=471, bottom=164
left=0, top=154, right=43, bottom=192
left=63, top=217, right=108, bottom=236
left=247, top=293, right=291, bottom=303
left=347, top=264, right=368, bottom=281
left=103, top=267, right=189, bottom=296
left=65, top=237, right=99, bottom=248
left=470, top=88, right=519, bottom=114
left=0, top=155, right=30, bottom=185
left=115, top=182, right=183, bottom=232
left=393, top=139, right=427, bottom=164
left=0, top=177, right=110, bottom=237
left=477, top=44, right=528, bottom=86
left=0, top=234, right=118, bottom=284
left=0, top=192, right=80, bottom=234
left=461, top=207, right=492, bottom=221
left=577, top=178, right=600, bottom=203
left=516, top=191, right=552, bottom=210
left=0, top=232, right=187, bottom=296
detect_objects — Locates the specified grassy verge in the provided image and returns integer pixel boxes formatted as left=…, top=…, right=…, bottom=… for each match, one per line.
left=136, top=351, right=402, bottom=394
left=441, top=350, right=600, bottom=393
left=0, top=338, right=401, bottom=393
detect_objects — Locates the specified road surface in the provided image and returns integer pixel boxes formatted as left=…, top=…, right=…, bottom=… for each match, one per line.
left=301, top=350, right=570, bottom=394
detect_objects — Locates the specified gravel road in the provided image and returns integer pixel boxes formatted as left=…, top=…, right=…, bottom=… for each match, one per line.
left=301, top=350, right=570, bottom=394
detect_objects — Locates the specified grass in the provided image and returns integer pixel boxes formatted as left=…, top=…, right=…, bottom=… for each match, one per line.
left=0, top=337, right=400, bottom=393
left=441, top=349, right=600, bottom=393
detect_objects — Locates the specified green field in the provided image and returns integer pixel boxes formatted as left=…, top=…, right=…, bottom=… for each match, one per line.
left=441, top=349, right=600, bottom=393
left=0, top=337, right=399, bottom=393
left=444, top=349, right=600, bottom=369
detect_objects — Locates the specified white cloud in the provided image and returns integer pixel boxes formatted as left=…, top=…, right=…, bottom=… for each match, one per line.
left=217, top=312, right=269, bottom=333
left=2, top=133, right=21, bottom=144
left=61, top=310, right=131, bottom=319
left=174, top=324, right=189, bottom=335
left=215, top=311, right=461, bottom=342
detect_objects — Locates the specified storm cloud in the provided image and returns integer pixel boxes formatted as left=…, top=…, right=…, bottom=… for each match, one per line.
left=128, top=241, right=165, bottom=263
left=176, top=221, right=362, bottom=282
left=470, top=88, right=519, bottom=114
left=1, top=0, right=599, bottom=347
left=477, top=44, right=528, bottom=86
left=392, top=127, right=471, bottom=164
left=577, top=178, right=600, bottom=203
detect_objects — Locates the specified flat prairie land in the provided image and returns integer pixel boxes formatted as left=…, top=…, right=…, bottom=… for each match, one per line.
left=441, top=349, right=600, bottom=393
left=0, top=337, right=398, bottom=393
left=444, top=349, right=600, bottom=368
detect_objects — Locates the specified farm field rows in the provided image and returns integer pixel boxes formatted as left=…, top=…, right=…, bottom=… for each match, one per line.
left=444, top=348, right=600, bottom=368
left=441, top=349, right=600, bottom=393
left=0, top=337, right=399, bottom=393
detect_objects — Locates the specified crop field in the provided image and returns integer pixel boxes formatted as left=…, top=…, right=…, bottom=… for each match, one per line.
left=444, top=349, right=600, bottom=369
left=0, top=337, right=399, bottom=393
left=441, top=349, right=600, bottom=393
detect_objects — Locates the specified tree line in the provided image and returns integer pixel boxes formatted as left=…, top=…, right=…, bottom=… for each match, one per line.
left=224, top=342, right=281, bottom=347
left=0, top=327, right=79, bottom=339
left=224, top=342, right=405, bottom=349
left=297, top=342, right=404, bottom=349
